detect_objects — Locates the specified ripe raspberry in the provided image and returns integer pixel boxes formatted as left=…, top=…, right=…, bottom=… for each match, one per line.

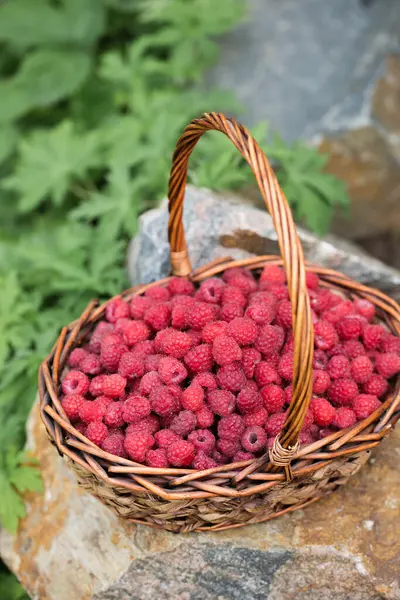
left=123, top=320, right=151, bottom=346
left=327, top=355, right=351, bottom=379
left=144, top=354, right=163, bottom=372
left=222, top=285, right=247, bottom=307
left=201, top=321, right=227, bottom=344
left=228, top=273, right=257, bottom=296
left=145, top=286, right=170, bottom=301
left=181, top=383, right=204, bottom=411
left=260, top=264, right=286, bottom=284
left=312, top=370, right=331, bottom=395
left=171, top=294, right=196, bottom=308
left=193, top=451, right=217, bottom=470
left=118, top=352, right=145, bottom=379
left=154, top=429, right=181, bottom=448
left=88, top=321, right=114, bottom=353
left=79, top=354, right=101, bottom=375
left=332, top=407, right=357, bottom=429
left=243, top=408, right=268, bottom=427
left=233, top=451, right=255, bottom=462
left=222, top=266, right=253, bottom=282
left=62, top=370, right=89, bottom=396
left=353, top=298, right=375, bottom=321
left=167, top=440, right=195, bottom=466
left=313, top=349, right=328, bottom=370
left=217, top=414, right=245, bottom=441
left=375, top=352, right=400, bottom=378
left=314, top=321, right=338, bottom=350
left=158, top=357, right=187, bottom=385
left=139, top=371, right=162, bottom=395
left=220, top=302, right=244, bottom=322
left=188, top=429, right=215, bottom=455
left=74, top=421, right=87, bottom=435
left=245, top=303, right=276, bottom=326
left=278, top=353, right=294, bottom=381
left=299, top=431, right=313, bottom=445
left=381, top=334, right=400, bottom=354
left=161, top=330, right=193, bottom=359
left=343, top=340, right=365, bottom=358
left=241, top=347, right=262, bottom=378
left=216, top=363, right=247, bottom=391
left=122, top=395, right=151, bottom=423
left=133, top=339, right=154, bottom=356
left=171, top=304, right=189, bottom=329
left=284, top=385, right=292, bottom=405
left=102, top=374, right=126, bottom=398
left=85, top=421, right=108, bottom=446
left=144, top=304, right=171, bottom=331
left=352, top=394, right=381, bottom=420
left=350, top=355, right=373, bottom=384
left=261, top=384, right=285, bottom=413
left=255, top=325, right=285, bottom=356
left=193, top=372, right=217, bottom=390
left=79, top=399, right=107, bottom=423
left=146, top=448, right=169, bottom=468
left=130, top=295, right=153, bottom=319
left=184, top=344, right=213, bottom=373
left=212, top=335, right=242, bottom=366
left=254, top=361, right=280, bottom=386
left=103, top=401, right=125, bottom=427
left=186, top=329, right=203, bottom=346
left=185, top=302, right=214, bottom=330
left=197, top=278, right=225, bottom=304
left=212, top=449, right=230, bottom=464
left=170, top=410, right=196, bottom=437
left=150, top=387, right=177, bottom=417
left=124, top=432, right=154, bottom=462
left=265, top=413, right=287, bottom=437
left=100, top=339, right=127, bottom=372
left=283, top=336, right=295, bottom=355
left=310, top=397, right=335, bottom=426
left=259, top=283, right=289, bottom=300
left=195, top=405, right=214, bottom=428
left=208, top=389, right=236, bottom=419
left=68, top=348, right=88, bottom=368
left=107, top=427, right=124, bottom=440
left=363, top=324, right=386, bottom=350
left=302, top=409, right=315, bottom=431
left=226, top=317, right=258, bottom=347
left=101, top=434, right=126, bottom=457
left=105, top=297, right=130, bottom=323
left=216, top=438, right=240, bottom=458
left=275, top=300, right=292, bottom=329
left=249, top=290, right=277, bottom=307
left=362, top=374, right=388, bottom=397
left=237, top=386, right=263, bottom=414
left=305, top=271, right=320, bottom=290
left=88, top=375, right=105, bottom=397
left=126, top=415, right=160, bottom=435
left=328, top=378, right=358, bottom=406
left=327, top=343, right=345, bottom=358
left=336, top=316, right=362, bottom=340
left=241, top=426, right=266, bottom=452
left=62, top=394, right=84, bottom=422
left=167, top=276, right=195, bottom=296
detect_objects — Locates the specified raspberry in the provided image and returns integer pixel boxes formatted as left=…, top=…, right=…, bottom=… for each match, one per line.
left=308, top=424, right=320, bottom=440
left=145, top=286, right=171, bottom=301
left=171, top=304, right=189, bottom=329
left=216, top=438, right=240, bottom=458
left=327, top=378, right=358, bottom=406
left=167, top=276, right=195, bottom=296
left=130, top=295, right=153, bottom=319
left=123, top=320, right=151, bottom=346
left=62, top=370, right=89, bottom=396
left=216, top=363, right=247, bottom=391
left=313, top=349, right=328, bottom=370
left=185, top=302, right=214, bottom=330
left=381, top=334, right=400, bottom=354
left=284, top=385, right=292, bottom=405
left=314, top=321, right=338, bottom=350
left=241, top=426, right=266, bottom=452
left=312, top=370, right=331, bottom=395
left=62, top=394, right=84, bottom=422
left=278, top=353, right=294, bottom=381
left=188, top=429, right=215, bottom=454
left=144, top=304, right=171, bottom=331
left=193, top=451, right=217, bottom=470
left=144, top=354, right=163, bottom=372
left=362, top=374, right=388, bottom=397
left=170, top=410, right=196, bottom=437
left=222, top=285, right=247, bottom=307
left=233, top=451, right=255, bottom=462
left=261, top=384, right=285, bottom=413
left=124, top=432, right=154, bottom=462
left=126, top=415, right=160, bottom=435
left=336, top=316, right=362, bottom=340
left=181, top=383, right=204, bottom=411
left=332, top=407, right=357, bottom=429
left=161, top=330, right=192, bottom=359
left=226, top=317, right=258, bottom=347
left=350, top=356, right=373, bottom=384
left=353, top=298, right=375, bottom=321
left=254, top=361, right=280, bottom=386
left=195, top=405, right=214, bottom=428
left=122, top=395, right=150, bottom=423
left=186, top=329, right=203, bottom=346
left=327, top=355, right=351, bottom=379
left=302, top=409, right=315, bottom=431
left=255, top=325, right=285, bottom=356
left=201, top=321, right=227, bottom=344
left=68, top=348, right=88, bottom=368
left=241, top=347, right=262, bottom=378
left=107, top=427, right=124, bottom=440
left=100, top=339, right=127, bottom=372
left=220, top=302, right=244, bottom=322
left=235, top=387, right=261, bottom=415
left=88, top=321, right=114, bottom=354
left=138, top=371, right=162, bottom=395
left=150, top=387, right=177, bottom=417
left=327, top=343, right=346, bottom=358
left=260, top=264, right=286, bottom=284
left=275, top=300, right=292, bottom=329
left=243, top=408, right=268, bottom=427
left=146, top=448, right=169, bottom=468
left=102, top=401, right=124, bottom=427
left=208, top=390, right=236, bottom=419
left=101, top=434, right=126, bottom=457
left=249, top=290, right=277, bottom=307
left=212, top=335, right=242, bottom=366
left=363, top=324, right=386, bottom=350
left=305, top=271, right=320, bottom=290
left=79, top=354, right=101, bottom=375
left=102, top=374, right=126, bottom=398
left=167, top=440, right=195, bottom=466
left=133, top=339, right=155, bottom=357
left=259, top=283, right=289, bottom=300
left=88, top=375, right=106, bottom=397
left=118, top=352, right=145, bottom=379
left=310, top=397, right=335, bottom=426
left=352, top=394, right=381, bottom=420
left=344, top=340, right=366, bottom=358
left=197, top=278, right=225, bottom=304
left=265, top=413, right=286, bottom=437
left=79, top=399, right=107, bottom=423
left=299, top=431, right=313, bottom=445
left=184, top=344, right=213, bottom=373
left=74, top=421, right=87, bottom=435
left=375, top=352, right=400, bottom=378
left=212, top=449, right=230, bottom=464
left=154, top=429, right=181, bottom=448
left=170, top=294, right=196, bottom=308
left=222, top=267, right=253, bottom=282
left=193, top=372, right=217, bottom=390
left=217, top=414, right=245, bottom=441
left=105, top=297, right=130, bottom=323
left=228, top=274, right=257, bottom=295
left=158, top=357, right=187, bottom=385
left=85, top=421, right=108, bottom=445
left=245, top=303, right=276, bottom=326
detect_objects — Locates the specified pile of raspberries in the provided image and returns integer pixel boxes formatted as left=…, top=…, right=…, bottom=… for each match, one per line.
left=60, top=265, right=400, bottom=470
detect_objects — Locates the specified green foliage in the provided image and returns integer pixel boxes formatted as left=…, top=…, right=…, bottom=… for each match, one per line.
left=0, top=568, right=29, bottom=600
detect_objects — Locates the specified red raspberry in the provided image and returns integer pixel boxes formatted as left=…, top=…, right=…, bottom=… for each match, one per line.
left=185, top=302, right=215, bottom=330
left=184, top=344, right=213, bottom=373
left=327, top=355, right=351, bottom=379
left=212, top=449, right=230, bottom=464
left=154, top=429, right=181, bottom=448
left=197, top=278, right=225, bottom=304
left=222, top=266, right=253, bottom=282
left=282, top=335, right=295, bottom=355
left=212, top=335, right=242, bottom=366
left=220, top=302, right=244, bottom=322
left=145, top=286, right=170, bottom=301
left=248, top=290, right=277, bottom=307
left=102, top=401, right=124, bottom=427
left=228, top=274, right=257, bottom=296
left=208, top=389, right=236, bottom=416
left=227, top=317, right=258, bottom=347
left=233, top=451, right=255, bottom=462
left=150, top=387, right=177, bottom=417
left=101, top=434, right=126, bottom=457
left=336, top=316, right=362, bottom=340
left=362, top=374, right=388, bottom=397
left=188, top=429, right=215, bottom=454
left=170, top=294, right=196, bottom=307
left=181, top=383, right=204, bottom=411
left=62, top=370, right=89, bottom=396
left=193, top=451, right=217, bottom=470
left=186, top=329, right=203, bottom=346
left=302, top=409, right=315, bottom=431
left=79, top=399, right=107, bottom=423
left=167, top=276, right=195, bottom=296
left=254, top=361, right=280, bottom=386
left=299, top=431, right=313, bottom=445
left=322, top=300, right=353, bottom=324
left=381, top=334, right=400, bottom=354
left=237, top=386, right=263, bottom=414
left=102, top=374, right=126, bottom=398
left=241, top=426, right=266, bottom=452
left=259, top=283, right=289, bottom=300
left=332, top=407, right=357, bottom=429
left=124, top=432, right=154, bottom=462
left=255, top=325, right=285, bottom=356
left=138, top=371, right=162, bottom=395
left=126, top=415, right=160, bottom=435
left=144, top=354, right=163, bottom=372
left=261, top=384, right=285, bottom=413
left=167, top=440, right=195, bottom=466
left=243, top=408, right=268, bottom=427
left=278, top=353, right=294, bottom=381
left=327, top=343, right=345, bottom=358
left=170, top=410, right=196, bottom=437
left=305, top=271, right=320, bottom=290
left=275, top=300, right=292, bottom=329
left=222, top=285, right=247, bottom=307
left=74, top=421, right=87, bottom=435
left=195, top=405, right=214, bottom=428
left=350, top=356, right=373, bottom=384
left=79, top=354, right=101, bottom=375
left=123, top=320, right=150, bottom=345
left=201, top=321, right=228, bottom=344
left=118, top=352, right=145, bottom=379
left=312, top=370, right=331, bottom=394
left=328, top=378, right=358, bottom=406
left=284, top=385, right=292, bottom=405
left=153, top=329, right=170, bottom=352
left=107, top=427, right=124, bottom=440
left=68, top=348, right=88, bottom=368
left=216, top=363, right=247, bottom=391
left=344, top=340, right=366, bottom=358
left=314, top=321, right=338, bottom=350
left=193, top=372, right=217, bottom=390
left=241, top=347, right=262, bottom=378
left=352, top=394, right=381, bottom=420
left=87, top=321, right=114, bottom=354
left=105, top=297, right=130, bottom=323
left=353, top=298, right=375, bottom=321
left=260, top=264, right=286, bottom=284
left=171, top=304, right=189, bottom=329
left=161, top=330, right=192, bottom=359
left=313, top=349, right=328, bottom=370
left=144, top=304, right=171, bottom=331
left=88, top=375, right=106, bottom=397
left=310, top=397, right=335, bottom=426
left=363, top=324, right=386, bottom=350
left=133, top=339, right=154, bottom=357
left=146, top=448, right=169, bottom=468
left=158, top=357, right=187, bottom=385
left=130, top=295, right=153, bottom=319
left=62, top=394, right=85, bottom=422
left=217, top=414, right=245, bottom=441
left=122, top=395, right=151, bottom=423
left=216, top=438, right=240, bottom=458
left=100, top=338, right=127, bottom=372
left=375, top=352, right=400, bottom=378
left=85, top=421, right=108, bottom=445
left=265, top=413, right=287, bottom=437
left=245, top=303, right=276, bottom=326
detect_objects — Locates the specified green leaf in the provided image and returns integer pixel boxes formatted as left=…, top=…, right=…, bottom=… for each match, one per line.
left=0, top=123, right=18, bottom=164
left=0, top=572, right=29, bottom=600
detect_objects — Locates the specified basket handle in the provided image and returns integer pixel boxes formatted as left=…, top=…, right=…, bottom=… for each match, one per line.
left=167, top=112, right=314, bottom=474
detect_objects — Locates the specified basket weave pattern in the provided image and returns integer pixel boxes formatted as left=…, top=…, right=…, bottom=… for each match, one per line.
left=39, top=113, right=400, bottom=532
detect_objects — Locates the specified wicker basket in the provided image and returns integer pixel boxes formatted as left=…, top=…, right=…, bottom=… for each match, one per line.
left=39, top=113, right=400, bottom=533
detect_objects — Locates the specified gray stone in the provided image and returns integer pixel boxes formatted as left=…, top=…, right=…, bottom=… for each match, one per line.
left=128, top=185, right=400, bottom=299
